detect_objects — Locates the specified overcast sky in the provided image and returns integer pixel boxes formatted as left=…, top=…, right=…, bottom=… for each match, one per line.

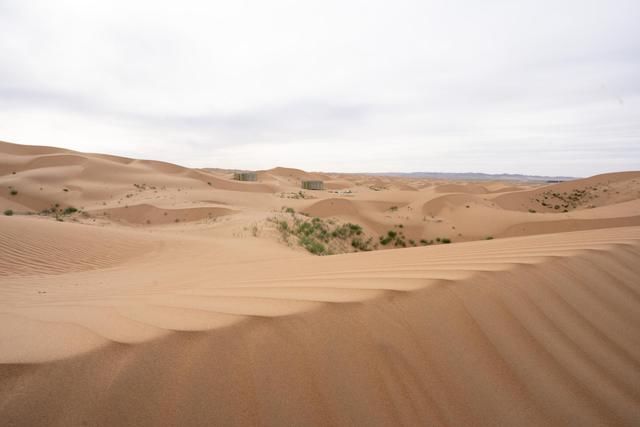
left=1, top=0, right=639, bottom=176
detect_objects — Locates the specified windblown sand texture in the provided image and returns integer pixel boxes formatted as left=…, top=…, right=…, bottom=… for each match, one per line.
left=1, top=140, right=640, bottom=426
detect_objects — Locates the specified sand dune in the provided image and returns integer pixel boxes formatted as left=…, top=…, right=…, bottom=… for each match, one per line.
left=434, top=182, right=489, bottom=194
left=0, top=216, right=161, bottom=276
left=1, top=140, right=640, bottom=425
left=1, top=225, right=639, bottom=425
left=99, top=204, right=237, bottom=225
left=493, top=171, right=640, bottom=213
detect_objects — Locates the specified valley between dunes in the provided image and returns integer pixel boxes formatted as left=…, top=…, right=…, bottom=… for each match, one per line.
left=1, top=140, right=640, bottom=426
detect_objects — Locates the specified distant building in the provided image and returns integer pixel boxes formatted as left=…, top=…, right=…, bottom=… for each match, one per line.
left=302, top=180, right=324, bottom=190
left=233, top=172, right=257, bottom=182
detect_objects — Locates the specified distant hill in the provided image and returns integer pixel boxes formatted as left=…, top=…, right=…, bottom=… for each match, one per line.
left=367, top=172, right=578, bottom=182
left=203, top=167, right=577, bottom=183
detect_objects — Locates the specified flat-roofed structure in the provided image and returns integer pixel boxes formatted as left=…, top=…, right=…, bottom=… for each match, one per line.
left=233, top=172, right=257, bottom=182
left=302, top=180, right=324, bottom=190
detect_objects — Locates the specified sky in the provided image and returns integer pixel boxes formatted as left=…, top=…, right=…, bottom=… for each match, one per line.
left=1, top=0, right=639, bottom=176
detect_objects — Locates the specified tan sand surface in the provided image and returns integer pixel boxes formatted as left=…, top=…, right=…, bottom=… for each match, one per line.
left=1, top=140, right=639, bottom=425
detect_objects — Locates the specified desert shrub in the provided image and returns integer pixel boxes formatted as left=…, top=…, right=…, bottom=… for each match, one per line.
left=273, top=215, right=369, bottom=254
left=379, top=235, right=392, bottom=245
left=441, top=238, right=451, bottom=244
left=348, top=223, right=363, bottom=235
left=486, top=236, right=494, bottom=240
left=299, top=236, right=326, bottom=255
left=389, top=206, right=398, bottom=212
left=297, top=220, right=319, bottom=237
left=10, top=189, right=18, bottom=196
left=332, top=224, right=349, bottom=239
left=528, top=209, right=536, bottom=213
left=351, top=238, right=365, bottom=250
left=63, top=206, right=78, bottom=215
left=3, top=209, right=13, bottom=216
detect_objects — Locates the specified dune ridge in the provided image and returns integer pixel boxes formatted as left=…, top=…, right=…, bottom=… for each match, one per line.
left=2, top=140, right=640, bottom=425
left=3, top=140, right=639, bottom=245
left=0, top=216, right=161, bottom=276
left=1, top=225, right=640, bottom=425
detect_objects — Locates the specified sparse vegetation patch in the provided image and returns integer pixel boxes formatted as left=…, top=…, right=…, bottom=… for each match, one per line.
left=268, top=210, right=374, bottom=255
left=531, top=184, right=611, bottom=212
left=279, top=191, right=313, bottom=200
left=40, top=204, right=81, bottom=221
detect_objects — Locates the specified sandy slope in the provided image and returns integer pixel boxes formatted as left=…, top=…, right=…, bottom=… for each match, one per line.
left=1, top=225, right=639, bottom=426
left=2, top=140, right=639, bottom=244
left=1, top=140, right=640, bottom=425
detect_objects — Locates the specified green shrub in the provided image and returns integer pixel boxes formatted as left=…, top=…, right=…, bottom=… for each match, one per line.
left=379, top=236, right=392, bottom=245
left=63, top=206, right=78, bottom=215
left=351, top=237, right=372, bottom=251
left=348, top=223, right=363, bottom=235
left=299, top=236, right=326, bottom=255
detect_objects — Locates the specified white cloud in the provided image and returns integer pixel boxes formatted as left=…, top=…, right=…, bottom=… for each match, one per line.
left=1, top=0, right=639, bottom=176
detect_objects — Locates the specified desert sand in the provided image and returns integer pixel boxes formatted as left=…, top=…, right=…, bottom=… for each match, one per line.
left=1, top=139, right=640, bottom=426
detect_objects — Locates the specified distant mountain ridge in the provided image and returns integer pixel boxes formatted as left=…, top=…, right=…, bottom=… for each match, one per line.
left=366, top=171, right=578, bottom=182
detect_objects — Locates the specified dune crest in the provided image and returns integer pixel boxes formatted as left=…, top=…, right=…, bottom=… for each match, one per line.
left=1, top=140, right=640, bottom=425
left=1, top=227, right=639, bottom=425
